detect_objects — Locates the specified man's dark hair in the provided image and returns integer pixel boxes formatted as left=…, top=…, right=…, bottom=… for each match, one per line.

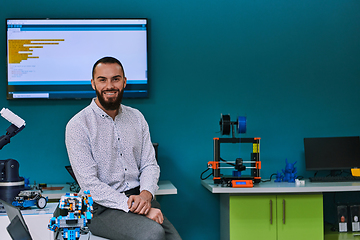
left=92, top=56, right=125, bottom=79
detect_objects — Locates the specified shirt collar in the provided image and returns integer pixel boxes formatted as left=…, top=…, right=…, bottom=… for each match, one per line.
left=90, top=98, right=123, bottom=119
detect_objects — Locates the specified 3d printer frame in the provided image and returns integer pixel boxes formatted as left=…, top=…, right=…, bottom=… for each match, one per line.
left=208, top=137, right=261, bottom=187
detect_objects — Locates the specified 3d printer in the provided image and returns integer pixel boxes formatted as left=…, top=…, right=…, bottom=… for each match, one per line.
left=207, top=114, right=261, bottom=188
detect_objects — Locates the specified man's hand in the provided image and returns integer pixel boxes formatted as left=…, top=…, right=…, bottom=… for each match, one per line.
left=146, top=208, right=164, bottom=224
left=127, top=190, right=152, bottom=215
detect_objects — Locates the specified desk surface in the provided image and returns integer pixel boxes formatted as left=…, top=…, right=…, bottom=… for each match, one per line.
left=201, top=179, right=360, bottom=194
left=43, top=180, right=177, bottom=200
left=0, top=203, right=57, bottom=240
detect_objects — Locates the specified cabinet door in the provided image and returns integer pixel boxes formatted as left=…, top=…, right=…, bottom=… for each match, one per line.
left=229, top=195, right=277, bottom=240
left=276, top=193, right=323, bottom=240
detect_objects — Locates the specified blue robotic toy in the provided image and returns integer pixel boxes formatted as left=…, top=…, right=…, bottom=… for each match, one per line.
left=12, top=189, right=48, bottom=209
left=48, top=190, right=93, bottom=240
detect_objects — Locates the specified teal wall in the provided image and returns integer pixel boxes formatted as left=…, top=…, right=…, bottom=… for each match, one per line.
left=1, top=0, right=360, bottom=239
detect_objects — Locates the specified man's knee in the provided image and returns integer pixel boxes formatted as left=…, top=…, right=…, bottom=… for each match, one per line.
left=145, top=222, right=165, bottom=240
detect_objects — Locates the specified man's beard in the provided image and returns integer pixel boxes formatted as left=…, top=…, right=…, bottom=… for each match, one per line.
left=95, top=87, right=124, bottom=111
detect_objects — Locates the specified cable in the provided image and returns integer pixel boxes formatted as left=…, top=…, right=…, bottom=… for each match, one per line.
left=219, top=157, right=235, bottom=167
left=200, top=168, right=213, bottom=180
left=200, top=157, right=236, bottom=180
left=261, top=173, right=277, bottom=182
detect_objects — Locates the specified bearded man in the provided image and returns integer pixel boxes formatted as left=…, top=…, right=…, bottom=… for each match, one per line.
left=65, top=56, right=181, bottom=240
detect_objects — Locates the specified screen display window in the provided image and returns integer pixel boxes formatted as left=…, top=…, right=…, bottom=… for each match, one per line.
left=6, top=19, right=148, bottom=99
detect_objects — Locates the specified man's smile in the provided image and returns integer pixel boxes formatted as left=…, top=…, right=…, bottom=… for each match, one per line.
left=103, top=90, right=119, bottom=96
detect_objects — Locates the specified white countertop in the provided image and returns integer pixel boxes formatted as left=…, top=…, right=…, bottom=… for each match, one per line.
left=42, top=180, right=177, bottom=200
left=201, top=179, right=360, bottom=194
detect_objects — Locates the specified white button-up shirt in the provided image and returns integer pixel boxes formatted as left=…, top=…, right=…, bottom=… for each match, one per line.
left=65, top=99, right=160, bottom=212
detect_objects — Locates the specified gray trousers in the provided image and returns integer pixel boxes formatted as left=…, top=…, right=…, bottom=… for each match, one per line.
left=88, top=200, right=182, bottom=240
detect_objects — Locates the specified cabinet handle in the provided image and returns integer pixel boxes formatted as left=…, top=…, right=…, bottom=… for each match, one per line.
left=282, top=199, right=286, bottom=224
left=270, top=199, right=273, bottom=224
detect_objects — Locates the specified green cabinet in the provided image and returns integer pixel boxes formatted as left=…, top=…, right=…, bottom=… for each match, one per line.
left=228, top=193, right=323, bottom=240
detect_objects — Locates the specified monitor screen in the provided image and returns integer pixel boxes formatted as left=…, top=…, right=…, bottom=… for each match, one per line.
left=304, top=136, right=360, bottom=171
left=6, top=18, right=148, bottom=99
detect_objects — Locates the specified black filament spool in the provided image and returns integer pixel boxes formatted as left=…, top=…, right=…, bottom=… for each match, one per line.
left=220, top=114, right=231, bottom=135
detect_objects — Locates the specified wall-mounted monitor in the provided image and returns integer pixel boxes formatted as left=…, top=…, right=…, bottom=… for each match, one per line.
left=6, top=18, right=148, bottom=99
left=304, top=136, right=360, bottom=172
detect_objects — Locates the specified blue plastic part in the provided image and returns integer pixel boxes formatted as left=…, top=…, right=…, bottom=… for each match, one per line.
left=274, top=171, right=282, bottom=182
left=232, top=171, right=242, bottom=177
left=276, top=159, right=297, bottom=182
left=24, top=178, right=30, bottom=188
left=237, top=116, right=247, bottom=134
